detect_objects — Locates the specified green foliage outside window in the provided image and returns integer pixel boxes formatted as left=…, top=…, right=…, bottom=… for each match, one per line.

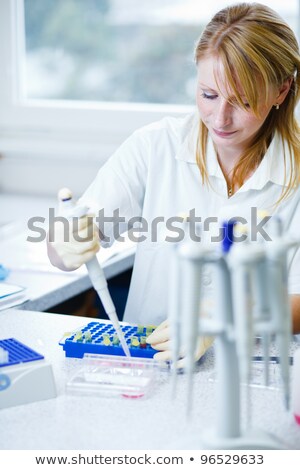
left=24, top=0, right=203, bottom=104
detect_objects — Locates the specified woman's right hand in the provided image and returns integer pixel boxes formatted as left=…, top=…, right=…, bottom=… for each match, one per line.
left=47, top=214, right=100, bottom=271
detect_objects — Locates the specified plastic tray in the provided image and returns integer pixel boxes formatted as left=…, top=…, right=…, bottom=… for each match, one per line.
left=66, top=354, right=165, bottom=399
left=59, top=321, right=157, bottom=359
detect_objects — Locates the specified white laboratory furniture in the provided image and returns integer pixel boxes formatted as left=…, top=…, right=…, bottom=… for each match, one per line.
left=0, top=309, right=299, bottom=450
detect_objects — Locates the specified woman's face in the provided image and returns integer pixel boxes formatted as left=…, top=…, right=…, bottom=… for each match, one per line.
left=196, top=56, right=278, bottom=156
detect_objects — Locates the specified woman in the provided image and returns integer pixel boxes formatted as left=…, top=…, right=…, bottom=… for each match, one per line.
left=48, top=3, right=300, bottom=362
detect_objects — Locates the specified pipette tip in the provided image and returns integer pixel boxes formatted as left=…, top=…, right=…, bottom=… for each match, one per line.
left=112, top=323, right=131, bottom=357
left=119, top=337, right=131, bottom=357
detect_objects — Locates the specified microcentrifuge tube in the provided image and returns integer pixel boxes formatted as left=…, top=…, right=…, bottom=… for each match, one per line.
left=102, top=334, right=111, bottom=346
left=84, top=332, right=92, bottom=342
left=131, top=336, right=140, bottom=347
left=137, top=325, right=144, bottom=335
left=146, top=326, right=155, bottom=336
left=112, top=334, right=120, bottom=345
left=74, top=332, right=83, bottom=342
left=140, top=336, right=147, bottom=349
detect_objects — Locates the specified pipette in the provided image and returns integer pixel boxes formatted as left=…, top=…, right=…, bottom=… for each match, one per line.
left=255, top=210, right=273, bottom=387
left=230, top=226, right=264, bottom=428
left=169, top=241, right=182, bottom=397
left=170, top=215, right=296, bottom=448
left=58, top=188, right=131, bottom=357
left=253, top=257, right=271, bottom=386
left=179, top=240, right=203, bottom=416
left=265, top=216, right=292, bottom=410
left=213, top=221, right=241, bottom=438
left=169, top=216, right=197, bottom=398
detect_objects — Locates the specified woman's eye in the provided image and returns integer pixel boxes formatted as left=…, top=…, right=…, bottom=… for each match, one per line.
left=201, top=92, right=218, bottom=100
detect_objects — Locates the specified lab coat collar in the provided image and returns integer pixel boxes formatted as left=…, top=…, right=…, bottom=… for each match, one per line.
left=231, top=133, right=294, bottom=191
left=175, top=115, right=294, bottom=190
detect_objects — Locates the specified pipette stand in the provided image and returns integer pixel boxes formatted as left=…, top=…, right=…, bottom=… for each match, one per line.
left=0, top=338, right=57, bottom=409
left=170, top=223, right=295, bottom=449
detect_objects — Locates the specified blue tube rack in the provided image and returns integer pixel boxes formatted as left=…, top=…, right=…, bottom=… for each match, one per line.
left=0, top=338, right=57, bottom=409
left=59, top=321, right=157, bottom=359
left=0, top=338, right=44, bottom=368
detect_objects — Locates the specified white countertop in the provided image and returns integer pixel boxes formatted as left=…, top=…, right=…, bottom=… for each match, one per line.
left=0, top=309, right=299, bottom=450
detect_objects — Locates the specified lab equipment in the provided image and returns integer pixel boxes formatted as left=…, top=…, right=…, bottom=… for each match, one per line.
left=254, top=211, right=273, bottom=387
left=230, top=226, right=264, bottom=427
left=0, top=338, right=56, bottom=409
left=66, top=354, right=166, bottom=399
left=169, top=217, right=296, bottom=449
left=264, top=216, right=293, bottom=410
left=59, top=321, right=158, bottom=359
left=292, top=347, right=300, bottom=425
left=58, top=188, right=130, bottom=357
left=252, top=355, right=293, bottom=365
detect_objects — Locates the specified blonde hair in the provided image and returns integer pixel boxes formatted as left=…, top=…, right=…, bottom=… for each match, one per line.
left=195, top=2, right=300, bottom=201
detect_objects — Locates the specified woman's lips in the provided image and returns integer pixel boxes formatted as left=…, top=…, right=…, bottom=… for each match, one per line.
left=213, top=128, right=237, bottom=137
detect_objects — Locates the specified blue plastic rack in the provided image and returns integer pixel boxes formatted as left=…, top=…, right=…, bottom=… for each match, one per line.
left=0, top=338, right=44, bottom=368
left=59, top=321, right=157, bottom=359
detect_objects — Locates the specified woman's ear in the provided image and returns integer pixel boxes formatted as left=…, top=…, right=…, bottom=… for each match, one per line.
left=276, top=77, right=294, bottom=105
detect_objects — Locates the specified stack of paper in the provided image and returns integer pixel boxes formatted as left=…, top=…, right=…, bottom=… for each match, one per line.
left=0, top=283, right=28, bottom=311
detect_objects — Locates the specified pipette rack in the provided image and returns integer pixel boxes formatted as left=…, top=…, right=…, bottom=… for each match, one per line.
left=59, top=321, right=157, bottom=358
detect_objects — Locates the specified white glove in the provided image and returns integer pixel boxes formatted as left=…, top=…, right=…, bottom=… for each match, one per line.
left=47, top=213, right=100, bottom=271
left=146, top=319, right=214, bottom=368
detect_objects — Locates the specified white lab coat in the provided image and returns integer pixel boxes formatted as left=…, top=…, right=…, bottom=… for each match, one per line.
left=79, top=113, right=300, bottom=325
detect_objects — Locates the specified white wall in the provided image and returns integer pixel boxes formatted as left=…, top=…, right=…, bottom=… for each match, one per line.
left=0, top=128, right=122, bottom=197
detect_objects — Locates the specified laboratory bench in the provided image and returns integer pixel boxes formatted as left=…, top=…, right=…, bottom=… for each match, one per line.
left=0, top=308, right=300, bottom=450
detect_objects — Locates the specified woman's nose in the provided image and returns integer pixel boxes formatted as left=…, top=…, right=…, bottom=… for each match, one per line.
left=213, top=100, right=233, bottom=128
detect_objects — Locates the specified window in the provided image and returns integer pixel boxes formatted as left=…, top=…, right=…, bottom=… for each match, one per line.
left=23, top=0, right=299, bottom=106
left=0, top=0, right=299, bottom=153
left=24, top=0, right=200, bottom=106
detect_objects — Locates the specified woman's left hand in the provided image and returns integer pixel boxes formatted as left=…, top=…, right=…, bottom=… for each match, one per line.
left=146, top=319, right=214, bottom=367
